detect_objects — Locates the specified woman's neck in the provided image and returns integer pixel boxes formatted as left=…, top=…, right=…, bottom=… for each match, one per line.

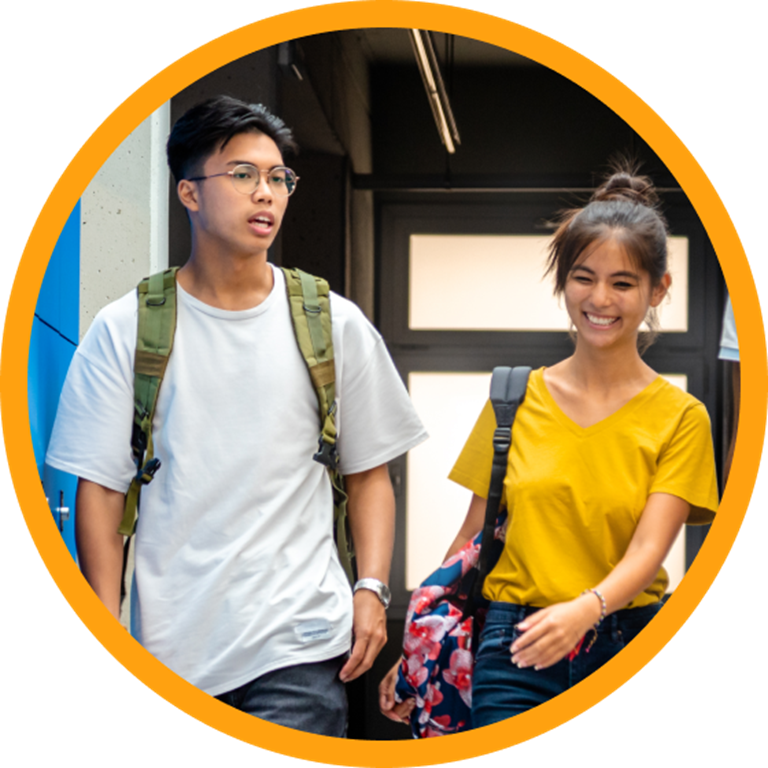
left=569, top=340, right=657, bottom=391
left=544, top=344, right=658, bottom=429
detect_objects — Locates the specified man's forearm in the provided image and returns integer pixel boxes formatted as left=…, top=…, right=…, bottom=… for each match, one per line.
left=344, top=464, right=395, bottom=583
left=338, top=463, right=395, bottom=682
left=75, top=478, right=126, bottom=619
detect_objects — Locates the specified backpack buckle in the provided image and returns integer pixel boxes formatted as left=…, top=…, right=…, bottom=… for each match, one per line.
left=136, top=457, right=162, bottom=485
left=493, top=427, right=511, bottom=452
left=313, top=437, right=339, bottom=468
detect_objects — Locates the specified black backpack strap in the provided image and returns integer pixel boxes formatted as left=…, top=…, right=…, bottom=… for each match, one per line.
left=473, top=365, right=532, bottom=600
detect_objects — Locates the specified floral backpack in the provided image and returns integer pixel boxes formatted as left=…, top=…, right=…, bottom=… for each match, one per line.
left=395, top=366, right=531, bottom=738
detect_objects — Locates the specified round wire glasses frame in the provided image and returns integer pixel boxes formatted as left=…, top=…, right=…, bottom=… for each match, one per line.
left=187, top=163, right=299, bottom=197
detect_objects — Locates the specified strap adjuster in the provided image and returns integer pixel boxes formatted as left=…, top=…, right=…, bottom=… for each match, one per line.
left=493, top=427, right=511, bottom=452
left=131, top=422, right=148, bottom=458
left=135, top=457, right=162, bottom=485
left=313, top=437, right=339, bottom=468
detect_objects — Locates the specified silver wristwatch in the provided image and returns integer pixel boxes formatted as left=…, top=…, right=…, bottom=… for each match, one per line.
left=353, top=578, right=392, bottom=609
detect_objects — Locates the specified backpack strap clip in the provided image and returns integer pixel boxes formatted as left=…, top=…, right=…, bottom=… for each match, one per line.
left=313, top=398, right=339, bottom=467
left=135, top=457, right=162, bottom=485
left=313, top=437, right=340, bottom=468
left=492, top=427, right=512, bottom=452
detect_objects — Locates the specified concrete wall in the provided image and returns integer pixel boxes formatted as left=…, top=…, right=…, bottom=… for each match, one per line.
left=78, top=104, right=170, bottom=629
left=80, top=104, right=170, bottom=337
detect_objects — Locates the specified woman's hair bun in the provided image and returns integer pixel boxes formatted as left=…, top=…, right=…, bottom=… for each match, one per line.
left=591, top=161, right=659, bottom=209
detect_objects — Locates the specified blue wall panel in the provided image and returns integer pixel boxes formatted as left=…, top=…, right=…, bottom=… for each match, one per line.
left=28, top=202, right=80, bottom=560
left=35, top=202, right=80, bottom=342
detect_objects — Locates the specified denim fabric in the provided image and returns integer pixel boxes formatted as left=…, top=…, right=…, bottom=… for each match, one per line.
left=471, top=601, right=662, bottom=729
left=215, top=655, right=348, bottom=736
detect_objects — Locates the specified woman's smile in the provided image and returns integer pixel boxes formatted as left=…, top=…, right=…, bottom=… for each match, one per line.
left=584, top=312, right=619, bottom=327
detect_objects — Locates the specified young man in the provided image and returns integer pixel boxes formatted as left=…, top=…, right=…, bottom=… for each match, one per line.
left=46, top=96, right=427, bottom=736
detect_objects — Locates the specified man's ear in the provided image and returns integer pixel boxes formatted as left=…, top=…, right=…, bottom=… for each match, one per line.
left=177, top=179, right=199, bottom=213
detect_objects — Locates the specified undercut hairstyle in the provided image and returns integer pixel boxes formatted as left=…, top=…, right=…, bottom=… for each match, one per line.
left=545, top=160, right=670, bottom=351
left=166, top=95, right=298, bottom=183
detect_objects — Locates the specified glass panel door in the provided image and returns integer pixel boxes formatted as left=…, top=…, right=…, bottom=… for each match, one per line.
left=409, top=233, right=689, bottom=332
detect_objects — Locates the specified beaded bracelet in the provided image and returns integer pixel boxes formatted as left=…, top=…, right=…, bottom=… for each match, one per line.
left=585, top=588, right=607, bottom=623
left=581, top=588, right=607, bottom=652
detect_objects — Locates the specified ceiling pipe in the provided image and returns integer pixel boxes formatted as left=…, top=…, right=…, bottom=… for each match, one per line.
left=409, top=29, right=461, bottom=154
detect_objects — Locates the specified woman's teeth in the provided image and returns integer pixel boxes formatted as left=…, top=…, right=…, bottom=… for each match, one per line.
left=586, top=313, right=617, bottom=326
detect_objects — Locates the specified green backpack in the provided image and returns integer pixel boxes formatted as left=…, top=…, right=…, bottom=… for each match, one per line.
left=117, top=266, right=354, bottom=584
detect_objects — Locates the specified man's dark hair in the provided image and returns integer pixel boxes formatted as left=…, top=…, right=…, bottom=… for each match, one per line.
left=166, top=95, right=298, bottom=183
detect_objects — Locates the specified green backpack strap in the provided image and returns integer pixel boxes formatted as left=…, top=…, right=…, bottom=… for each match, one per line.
left=118, top=267, right=180, bottom=536
left=282, top=267, right=354, bottom=584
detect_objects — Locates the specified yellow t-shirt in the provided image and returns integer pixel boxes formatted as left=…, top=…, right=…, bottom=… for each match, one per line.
left=448, top=368, right=719, bottom=609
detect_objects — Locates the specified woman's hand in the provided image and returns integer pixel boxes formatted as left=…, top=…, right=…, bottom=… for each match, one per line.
left=378, top=659, right=416, bottom=725
left=510, top=593, right=602, bottom=670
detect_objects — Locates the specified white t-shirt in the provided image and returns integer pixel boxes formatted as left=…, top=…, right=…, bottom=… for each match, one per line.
left=46, top=265, right=427, bottom=695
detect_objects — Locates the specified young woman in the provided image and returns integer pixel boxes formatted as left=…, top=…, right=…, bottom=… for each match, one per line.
left=380, top=166, right=719, bottom=729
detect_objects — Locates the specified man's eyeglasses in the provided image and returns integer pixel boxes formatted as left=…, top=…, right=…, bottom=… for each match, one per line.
left=187, top=164, right=299, bottom=197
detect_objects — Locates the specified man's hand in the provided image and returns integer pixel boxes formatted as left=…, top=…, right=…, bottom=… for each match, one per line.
left=339, top=588, right=388, bottom=682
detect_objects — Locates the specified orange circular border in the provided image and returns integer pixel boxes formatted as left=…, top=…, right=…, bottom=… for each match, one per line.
left=2, top=2, right=766, bottom=766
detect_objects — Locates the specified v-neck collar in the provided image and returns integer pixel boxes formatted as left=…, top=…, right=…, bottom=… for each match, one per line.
left=536, top=368, right=666, bottom=437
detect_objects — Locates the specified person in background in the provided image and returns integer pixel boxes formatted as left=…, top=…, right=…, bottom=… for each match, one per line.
left=719, top=295, right=739, bottom=484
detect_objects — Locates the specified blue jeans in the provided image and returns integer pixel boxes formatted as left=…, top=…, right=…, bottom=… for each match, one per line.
left=215, top=654, right=348, bottom=736
left=472, top=601, right=662, bottom=729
